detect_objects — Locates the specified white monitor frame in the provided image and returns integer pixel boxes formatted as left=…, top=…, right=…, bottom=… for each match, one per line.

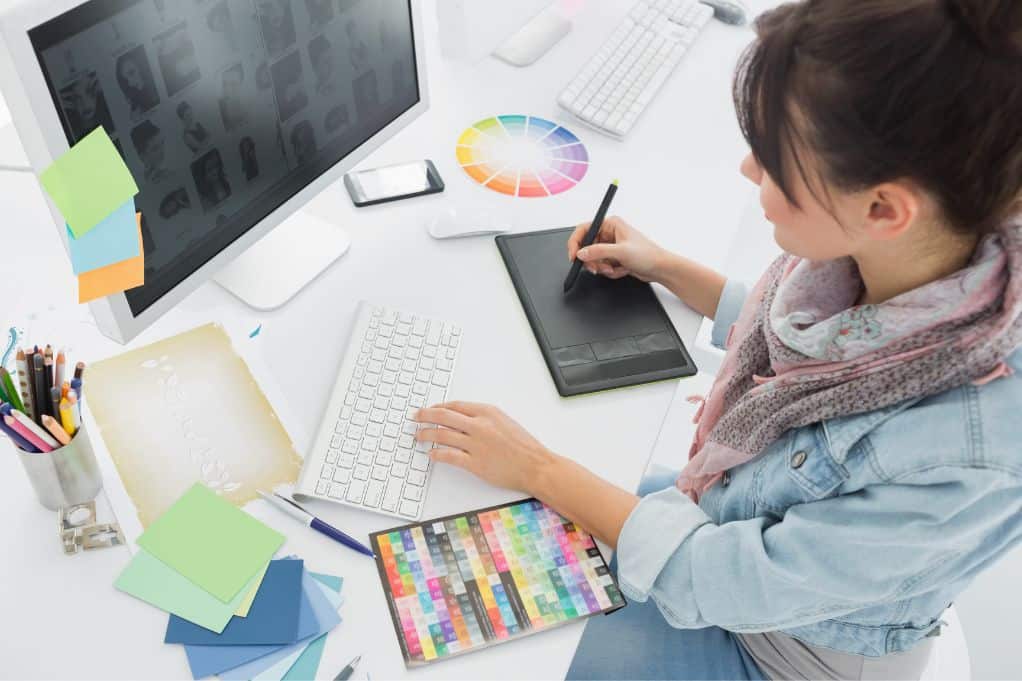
left=0, top=0, right=430, bottom=343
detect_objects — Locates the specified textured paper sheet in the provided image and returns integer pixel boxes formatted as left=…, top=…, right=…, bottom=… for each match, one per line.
left=87, top=323, right=302, bottom=527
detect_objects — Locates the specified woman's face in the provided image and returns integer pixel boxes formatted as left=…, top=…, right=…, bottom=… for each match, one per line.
left=120, top=59, right=142, bottom=91
left=204, top=156, right=222, bottom=183
left=740, top=151, right=859, bottom=261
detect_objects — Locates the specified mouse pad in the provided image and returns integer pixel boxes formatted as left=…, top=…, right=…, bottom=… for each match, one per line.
left=497, top=228, right=696, bottom=396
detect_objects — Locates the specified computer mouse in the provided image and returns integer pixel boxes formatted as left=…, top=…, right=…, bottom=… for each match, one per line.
left=699, top=0, right=749, bottom=25
left=427, top=206, right=510, bottom=239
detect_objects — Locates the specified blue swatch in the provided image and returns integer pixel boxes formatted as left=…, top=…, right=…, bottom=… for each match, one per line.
left=183, top=566, right=342, bottom=679
left=165, top=559, right=303, bottom=645
left=65, top=199, right=139, bottom=274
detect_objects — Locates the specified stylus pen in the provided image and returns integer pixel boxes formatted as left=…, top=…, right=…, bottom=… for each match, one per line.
left=258, top=490, right=376, bottom=558
left=564, top=179, right=619, bottom=292
left=333, top=655, right=362, bottom=681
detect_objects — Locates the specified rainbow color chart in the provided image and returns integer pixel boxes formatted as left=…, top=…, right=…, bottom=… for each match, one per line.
left=371, top=499, right=625, bottom=667
left=456, top=115, right=589, bottom=198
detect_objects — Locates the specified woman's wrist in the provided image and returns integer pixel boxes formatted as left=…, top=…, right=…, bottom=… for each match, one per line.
left=527, top=448, right=567, bottom=501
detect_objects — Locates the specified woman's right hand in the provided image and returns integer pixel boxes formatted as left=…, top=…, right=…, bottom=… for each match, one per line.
left=566, top=216, right=666, bottom=283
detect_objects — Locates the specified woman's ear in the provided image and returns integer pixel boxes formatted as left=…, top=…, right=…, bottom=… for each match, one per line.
left=862, top=182, right=920, bottom=241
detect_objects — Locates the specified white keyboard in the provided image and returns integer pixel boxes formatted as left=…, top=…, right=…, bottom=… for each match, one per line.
left=295, top=302, right=462, bottom=520
left=557, top=0, right=714, bottom=138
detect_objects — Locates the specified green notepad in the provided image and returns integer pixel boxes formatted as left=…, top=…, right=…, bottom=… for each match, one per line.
left=115, top=550, right=267, bottom=633
left=137, top=483, right=284, bottom=603
left=40, top=127, right=138, bottom=237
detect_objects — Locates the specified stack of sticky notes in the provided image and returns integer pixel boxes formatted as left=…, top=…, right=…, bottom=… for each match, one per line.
left=39, top=127, right=143, bottom=303
left=115, top=484, right=346, bottom=680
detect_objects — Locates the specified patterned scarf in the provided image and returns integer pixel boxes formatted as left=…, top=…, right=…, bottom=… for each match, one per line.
left=678, top=220, right=1022, bottom=500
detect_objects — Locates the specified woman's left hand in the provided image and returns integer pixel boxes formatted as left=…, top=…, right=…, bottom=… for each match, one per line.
left=414, top=401, right=557, bottom=495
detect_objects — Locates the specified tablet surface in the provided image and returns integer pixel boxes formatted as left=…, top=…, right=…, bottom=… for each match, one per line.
left=497, top=227, right=697, bottom=396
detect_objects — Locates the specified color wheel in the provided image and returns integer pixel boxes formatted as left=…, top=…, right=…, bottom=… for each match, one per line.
left=456, top=115, right=589, bottom=198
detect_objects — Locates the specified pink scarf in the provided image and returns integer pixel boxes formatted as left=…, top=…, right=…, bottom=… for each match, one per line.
left=678, top=220, right=1022, bottom=500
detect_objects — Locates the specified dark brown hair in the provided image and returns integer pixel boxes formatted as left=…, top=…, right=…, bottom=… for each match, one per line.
left=734, top=0, right=1022, bottom=235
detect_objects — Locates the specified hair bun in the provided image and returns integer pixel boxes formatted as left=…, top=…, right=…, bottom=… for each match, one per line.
left=945, top=0, right=1022, bottom=58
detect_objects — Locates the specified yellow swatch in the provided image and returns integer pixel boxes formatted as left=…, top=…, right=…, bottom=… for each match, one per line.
left=77, top=213, right=144, bottom=303
left=234, top=562, right=269, bottom=617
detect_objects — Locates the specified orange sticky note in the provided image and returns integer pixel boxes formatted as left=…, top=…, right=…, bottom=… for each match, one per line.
left=77, top=213, right=144, bottom=303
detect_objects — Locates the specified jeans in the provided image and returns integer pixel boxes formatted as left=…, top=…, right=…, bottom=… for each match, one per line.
left=565, top=467, right=766, bottom=681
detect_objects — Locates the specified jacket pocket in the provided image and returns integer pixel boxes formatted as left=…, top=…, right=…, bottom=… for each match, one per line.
left=754, top=424, right=850, bottom=516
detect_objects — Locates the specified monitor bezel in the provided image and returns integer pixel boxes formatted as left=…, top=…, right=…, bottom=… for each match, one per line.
left=0, top=0, right=429, bottom=343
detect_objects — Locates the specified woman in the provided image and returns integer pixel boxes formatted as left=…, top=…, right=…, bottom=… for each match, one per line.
left=116, top=47, right=159, bottom=121
left=413, top=1, right=1022, bottom=679
left=177, top=101, right=208, bottom=154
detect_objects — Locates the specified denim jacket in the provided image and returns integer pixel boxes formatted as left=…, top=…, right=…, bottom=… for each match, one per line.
left=616, top=279, right=1022, bottom=657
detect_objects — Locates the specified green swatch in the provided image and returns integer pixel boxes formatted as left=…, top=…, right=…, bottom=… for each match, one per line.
left=137, top=483, right=284, bottom=603
left=40, top=127, right=138, bottom=238
left=115, top=549, right=267, bottom=633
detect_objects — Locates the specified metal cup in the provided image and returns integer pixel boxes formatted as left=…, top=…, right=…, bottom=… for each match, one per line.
left=14, top=424, right=103, bottom=510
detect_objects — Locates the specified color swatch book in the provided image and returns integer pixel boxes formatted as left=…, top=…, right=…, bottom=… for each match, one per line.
left=457, top=115, right=589, bottom=198
left=370, top=498, right=625, bottom=667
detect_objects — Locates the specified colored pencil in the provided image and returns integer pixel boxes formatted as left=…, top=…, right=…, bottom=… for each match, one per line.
left=43, top=346, right=53, bottom=388
left=41, top=414, right=71, bottom=446
left=61, top=381, right=69, bottom=399
left=59, top=398, right=75, bottom=436
left=0, top=368, right=23, bottom=413
left=0, top=411, right=39, bottom=452
left=32, top=354, right=47, bottom=422
left=71, top=377, right=82, bottom=399
left=49, top=386, right=61, bottom=422
left=4, top=414, right=53, bottom=452
left=3, top=406, right=59, bottom=449
left=68, top=392, right=81, bottom=433
left=73, top=361, right=85, bottom=380
left=25, top=350, right=38, bottom=422
left=15, top=348, right=32, bottom=419
left=55, top=349, right=66, bottom=389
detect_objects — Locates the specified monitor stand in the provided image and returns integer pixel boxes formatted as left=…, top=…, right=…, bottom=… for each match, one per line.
left=214, top=209, right=350, bottom=310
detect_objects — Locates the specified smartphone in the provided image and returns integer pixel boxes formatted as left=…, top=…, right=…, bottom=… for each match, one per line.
left=343, top=159, right=444, bottom=207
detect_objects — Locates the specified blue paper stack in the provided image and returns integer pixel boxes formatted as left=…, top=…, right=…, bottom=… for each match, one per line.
left=167, top=556, right=345, bottom=680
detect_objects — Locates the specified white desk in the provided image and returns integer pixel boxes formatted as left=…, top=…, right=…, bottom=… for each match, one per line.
left=0, top=2, right=771, bottom=678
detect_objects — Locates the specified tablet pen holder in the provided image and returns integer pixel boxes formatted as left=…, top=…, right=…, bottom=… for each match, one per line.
left=14, top=424, right=103, bottom=510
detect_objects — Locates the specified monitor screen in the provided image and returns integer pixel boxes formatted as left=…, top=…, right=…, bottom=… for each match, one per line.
left=30, top=0, right=419, bottom=315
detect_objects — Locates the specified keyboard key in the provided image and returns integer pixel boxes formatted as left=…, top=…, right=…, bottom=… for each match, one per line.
left=416, top=368, right=431, bottom=382
left=381, top=436, right=396, bottom=451
left=342, top=440, right=359, bottom=456
left=357, top=451, right=373, bottom=466
left=426, top=323, right=442, bottom=345
left=321, top=463, right=335, bottom=479
left=371, top=347, right=386, bottom=361
left=351, top=412, right=368, bottom=427
left=436, top=358, right=453, bottom=371
left=403, top=485, right=423, bottom=502
left=367, top=360, right=383, bottom=374
left=346, top=479, right=367, bottom=504
left=333, top=467, right=351, bottom=484
left=379, top=324, right=394, bottom=338
left=447, top=348, right=457, bottom=360
left=384, top=422, right=400, bottom=438
left=422, top=345, right=436, bottom=358
left=339, top=454, right=355, bottom=468
left=370, top=409, right=386, bottom=424
left=344, top=391, right=356, bottom=407
left=359, top=385, right=374, bottom=399
left=339, top=408, right=352, bottom=422
left=412, top=381, right=428, bottom=396
left=407, top=469, right=426, bottom=486
left=373, top=396, right=389, bottom=410
left=402, top=359, right=417, bottom=372
left=393, top=334, right=407, bottom=348
left=398, top=371, right=413, bottom=385
left=374, top=336, right=389, bottom=350
left=354, top=464, right=370, bottom=481
left=364, top=374, right=380, bottom=387
left=409, top=393, right=425, bottom=408
left=325, top=449, right=338, bottom=464
left=382, top=478, right=403, bottom=512
left=329, top=483, right=346, bottom=500
left=385, top=358, right=401, bottom=372
left=372, top=465, right=389, bottom=481
left=391, top=462, right=408, bottom=478
left=412, top=319, right=427, bottom=336
left=315, top=480, right=329, bottom=495
left=432, top=371, right=450, bottom=388
left=401, top=421, right=417, bottom=435
left=395, top=383, right=411, bottom=398
left=388, top=346, right=403, bottom=360
left=362, top=436, right=379, bottom=451
left=397, top=322, right=411, bottom=335
left=420, top=357, right=435, bottom=371
left=366, top=422, right=383, bottom=438
left=330, top=434, right=342, bottom=448
left=387, top=410, right=403, bottom=425
left=411, top=452, right=430, bottom=472
left=355, top=398, right=371, bottom=413
left=379, top=382, right=394, bottom=396
left=409, top=335, right=423, bottom=349
left=365, top=480, right=384, bottom=508
left=375, top=450, right=393, bottom=466
left=399, top=500, right=420, bottom=518
left=395, top=447, right=412, bottom=464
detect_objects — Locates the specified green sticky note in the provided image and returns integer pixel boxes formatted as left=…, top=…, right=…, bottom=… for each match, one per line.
left=115, top=550, right=268, bottom=633
left=137, top=483, right=285, bottom=603
left=40, top=127, right=138, bottom=237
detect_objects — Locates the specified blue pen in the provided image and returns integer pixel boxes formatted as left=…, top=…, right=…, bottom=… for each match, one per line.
left=0, top=403, right=40, bottom=452
left=71, top=377, right=83, bottom=399
left=258, top=490, right=376, bottom=558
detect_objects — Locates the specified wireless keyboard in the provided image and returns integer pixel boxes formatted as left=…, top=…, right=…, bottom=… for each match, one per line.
left=557, top=0, right=714, bottom=138
left=295, top=302, right=461, bottom=520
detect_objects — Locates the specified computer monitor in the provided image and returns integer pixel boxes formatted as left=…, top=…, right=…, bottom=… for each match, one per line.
left=0, top=0, right=429, bottom=342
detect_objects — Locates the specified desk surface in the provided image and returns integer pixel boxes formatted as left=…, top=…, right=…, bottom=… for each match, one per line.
left=0, top=1, right=772, bottom=678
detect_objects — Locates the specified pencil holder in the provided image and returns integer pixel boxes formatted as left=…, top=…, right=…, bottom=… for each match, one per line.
left=14, top=424, right=103, bottom=511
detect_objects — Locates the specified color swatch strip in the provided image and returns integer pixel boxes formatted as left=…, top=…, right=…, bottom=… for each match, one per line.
left=456, top=115, right=589, bottom=198
left=372, top=499, right=624, bottom=667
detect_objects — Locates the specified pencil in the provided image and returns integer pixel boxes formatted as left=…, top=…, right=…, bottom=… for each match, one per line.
left=43, top=356, right=54, bottom=402
left=61, top=381, right=70, bottom=399
left=73, top=361, right=85, bottom=380
left=59, top=398, right=75, bottom=436
left=4, top=406, right=59, bottom=449
left=55, top=349, right=66, bottom=388
left=0, top=370, right=9, bottom=403
left=71, top=377, right=83, bottom=400
left=41, top=414, right=72, bottom=446
left=49, top=386, right=61, bottom=422
left=44, top=345, right=53, bottom=385
left=25, top=350, right=38, bottom=422
left=32, top=354, right=47, bottom=423
left=1, top=367, right=23, bottom=412
left=4, top=414, right=53, bottom=452
left=68, top=392, right=81, bottom=433
left=15, top=348, right=33, bottom=419
left=0, top=412, right=39, bottom=452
